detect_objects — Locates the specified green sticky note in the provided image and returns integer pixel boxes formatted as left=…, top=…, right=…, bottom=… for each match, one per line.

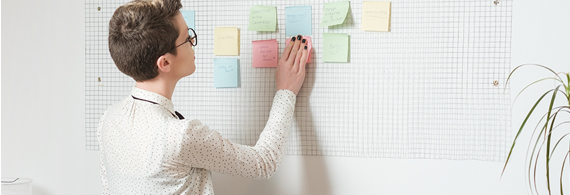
left=320, top=1, right=350, bottom=28
left=323, top=33, right=349, bottom=62
left=249, top=5, right=277, bottom=31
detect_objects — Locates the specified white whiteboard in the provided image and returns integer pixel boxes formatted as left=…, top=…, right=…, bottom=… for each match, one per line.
left=85, top=0, right=512, bottom=161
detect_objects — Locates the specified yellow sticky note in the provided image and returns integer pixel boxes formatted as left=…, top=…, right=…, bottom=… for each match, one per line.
left=362, top=1, right=391, bottom=32
left=214, top=27, right=240, bottom=56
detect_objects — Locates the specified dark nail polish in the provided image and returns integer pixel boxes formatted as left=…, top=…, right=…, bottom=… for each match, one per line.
left=297, top=35, right=302, bottom=40
left=291, top=36, right=296, bottom=41
left=302, top=39, right=306, bottom=43
left=304, top=46, right=307, bottom=50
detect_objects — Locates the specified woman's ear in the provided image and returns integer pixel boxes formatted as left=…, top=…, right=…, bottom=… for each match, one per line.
left=156, top=55, right=172, bottom=73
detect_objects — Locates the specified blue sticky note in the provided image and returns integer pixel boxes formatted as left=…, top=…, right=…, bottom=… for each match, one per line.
left=213, top=58, right=239, bottom=88
left=181, top=10, right=195, bottom=29
left=286, top=6, right=312, bottom=36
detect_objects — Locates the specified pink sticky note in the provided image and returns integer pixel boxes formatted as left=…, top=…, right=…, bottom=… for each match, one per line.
left=252, top=39, right=279, bottom=68
left=285, top=36, right=312, bottom=63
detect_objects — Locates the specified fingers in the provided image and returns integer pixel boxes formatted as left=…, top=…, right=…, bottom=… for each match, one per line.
left=294, top=38, right=309, bottom=70
left=299, top=46, right=308, bottom=70
left=287, top=35, right=303, bottom=63
left=293, top=41, right=305, bottom=70
left=280, top=36, right=295, bottom=62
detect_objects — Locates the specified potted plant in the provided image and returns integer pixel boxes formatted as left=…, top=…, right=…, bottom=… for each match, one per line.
left=503, top=64, right=569, bottom=194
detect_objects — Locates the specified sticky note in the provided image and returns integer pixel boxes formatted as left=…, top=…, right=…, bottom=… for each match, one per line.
left=252, top=39, right=278, bottom=68
left=320, top=1, right=350, bottom=28
left=249, top=5, right=277, bottom=31
left=285, top=36, right=312, bottom=63
left=323, top=33, right=349, bottom=62
left=285, top=6, right=312, bottom=36
left=213, top=58, right=239, bottom=88
left=181, top=10, right=195, bottom=29
left=214, top=27, right=240, bottom=56
left=362, top=1, right=391, bottom=32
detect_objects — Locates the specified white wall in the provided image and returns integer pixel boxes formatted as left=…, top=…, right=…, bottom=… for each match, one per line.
left=1, top=0, right=568, bottom=194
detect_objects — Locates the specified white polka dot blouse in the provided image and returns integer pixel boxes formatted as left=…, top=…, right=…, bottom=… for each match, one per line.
left=97, top=87, right=296, bottom=194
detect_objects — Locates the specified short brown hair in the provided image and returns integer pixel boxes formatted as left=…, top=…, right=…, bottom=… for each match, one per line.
left=108, top=0, right=183, bottom=82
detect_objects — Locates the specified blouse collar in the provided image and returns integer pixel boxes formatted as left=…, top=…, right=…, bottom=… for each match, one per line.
left=130, top=87, right=176, bottom=116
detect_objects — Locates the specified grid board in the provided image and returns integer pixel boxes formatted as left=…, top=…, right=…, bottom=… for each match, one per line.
left=86, top=0, right=512, bottom=161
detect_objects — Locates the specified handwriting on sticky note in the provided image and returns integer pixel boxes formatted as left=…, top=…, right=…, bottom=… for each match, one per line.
left=323, top=33, right=349, bottom=62
left=218, top=64, right=235, bottom=72
left=249, top=5, right=277, bottom=31
left=252, top=39, right=278, bottom=67
left=362, top=1, right=391, bottom=32
left=214, top=27, right=240, bottom=56
left=213, top=58, right=239, bottom=88
left=286, top=6, right=312, bottom=36
left=320, top=1, right=350, bottom=28
left=285, top=36, right=313, bottom=63
left=327, top=44, right=344, bottom=53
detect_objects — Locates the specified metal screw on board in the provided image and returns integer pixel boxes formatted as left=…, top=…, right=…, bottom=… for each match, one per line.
left=98, top=7, right=101, bottom=11
left=493, top=0, right=499, bottom=5
left=493, top=80, right=499, bottom=86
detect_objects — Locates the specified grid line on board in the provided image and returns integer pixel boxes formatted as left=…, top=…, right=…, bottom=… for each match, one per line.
left=85, top=0, right=512, bottom=161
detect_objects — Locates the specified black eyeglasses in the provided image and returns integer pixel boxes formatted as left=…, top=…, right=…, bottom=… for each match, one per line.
left=175, top=28, right=197, bottom=48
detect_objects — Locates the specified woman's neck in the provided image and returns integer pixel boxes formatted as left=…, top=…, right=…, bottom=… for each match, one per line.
left=135, top=76, right=178, bottom=100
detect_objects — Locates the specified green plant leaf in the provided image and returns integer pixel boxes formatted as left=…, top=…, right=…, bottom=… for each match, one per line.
left=558, top=72, right=569, bottom=107
left=561, top=151, right=569, bottom=195
left=506, top=64, right=564, bottom=89
left=545, top=85, right=561, bottom=193
left=548, top=107, right=570, bottom=158
left=523, top=105, right=570, bottom=194
left=533, top=141, right=545, bottom=195
left=502, top=89, right=555, bottom=177
left=522, top=99, right=563, bottom=194
left=530, top=123, right=549, bottom=194
left=505, top=65, right=570, bottom=194
left=512, top=77, right=561, bottom=104
left=550, top=133, right=570, bottom=158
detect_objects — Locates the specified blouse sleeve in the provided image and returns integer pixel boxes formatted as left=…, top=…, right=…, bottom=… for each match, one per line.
left=176, top=89, right=296, bottom=179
